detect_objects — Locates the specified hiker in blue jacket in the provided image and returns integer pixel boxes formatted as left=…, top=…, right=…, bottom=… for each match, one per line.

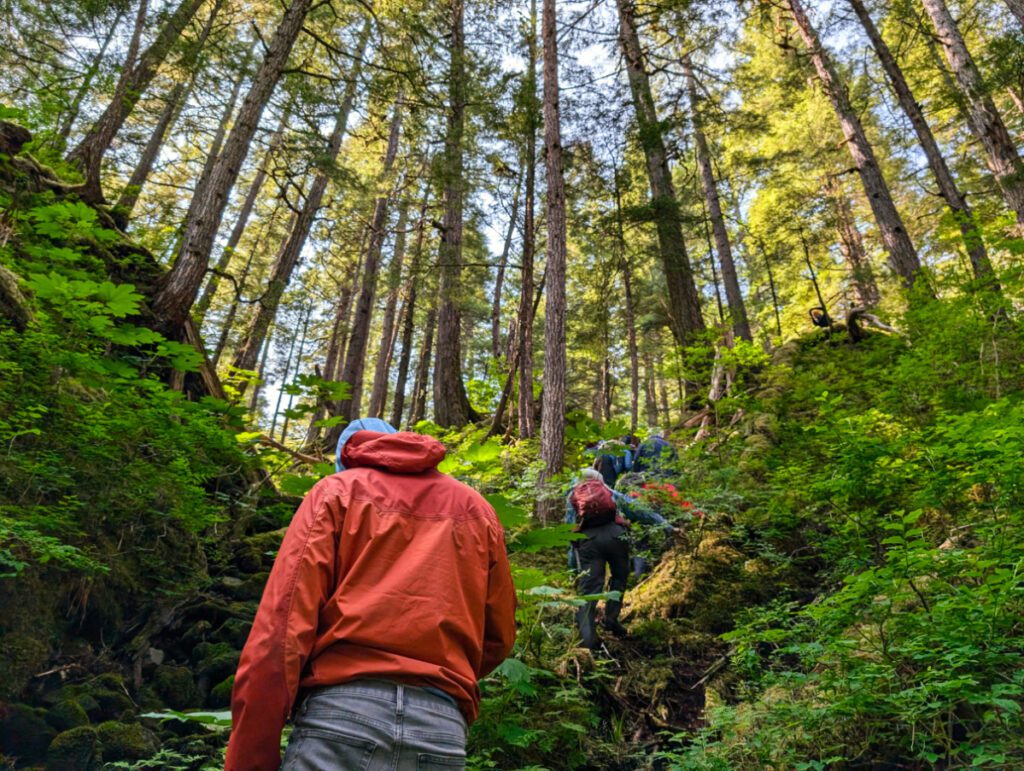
left=632, top=432, right=677, bottom=476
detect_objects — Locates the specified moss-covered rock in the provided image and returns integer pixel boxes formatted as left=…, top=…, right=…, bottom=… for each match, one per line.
left=208, top=675, right=235, bottom=708
left=193, top=641, right=240, bottom=683
left=96, top=720, right=159, bottom=762
left=212, top=617, right=252, bottom=648
left=1, top=702, right=57, bottom=762
left=0, top=632, right=49, bottom=700
left=46, top=725, right=100, bottom=770
left=45, top=697, right=90, bottom=731
left=88, top=673, right=135, bottom=719
left=153, top=666, right=201, bottom=711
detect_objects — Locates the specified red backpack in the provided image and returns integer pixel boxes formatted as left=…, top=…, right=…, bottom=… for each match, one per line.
left=570, top=480, right=619, bottom=530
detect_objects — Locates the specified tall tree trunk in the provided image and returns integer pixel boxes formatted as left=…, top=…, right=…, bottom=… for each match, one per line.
left=410, top=307, right=437, bottom=427
left=847, top=0, right=995, bottom=283
left=68, top=0, right=208, bottom=201
left=826, top=176, right=881, bottom=306
left=433, top=0, right=475, bottom=427
left=367, top=198, right=411, bottom=417
left=613, top=172, right=640, bottom=435
left=754, top=238, right=784, bottom=337
left=683, top=54, right=752, bottom=341
left=303, top=254, right=361, bottom=450
left=58, top=12, right=124, bottom=142
left=920, top=0, right=1024, bottom=227
left=248, top=321, right=273, bottom=414
left=643, top=347, right=658, bottom=427
left=279, top=303, right=312, bottom=443
left=518, top=0, right=539, bottom=439
left=115, top=0, right=230, bottom=220
left=232, top=36, right=369, bottom=379
left=537, top=0, right=567, bottom=522
left=193, top=106, right=291, bottom=325
left=269, top=309, right=301, bottom=439
left=787, top=0, right=925, bottom=291
left=389, top=208, right=425, bottom=430
left=151, top=0, right=315, bottom=334
left=212, top=247, right=257, bottom=365
left=492, top=171, right=521, bottom=359
left=335, top=96, right=405, bottom=421
left=616, top=0, right=705, bottom=345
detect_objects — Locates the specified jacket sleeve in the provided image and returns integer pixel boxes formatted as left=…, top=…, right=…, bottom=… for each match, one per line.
left=613, top=489, right=671, bottom=529
left=479, top=522, right=517, bottom=678
left=225, top=482, right=339, bottom=771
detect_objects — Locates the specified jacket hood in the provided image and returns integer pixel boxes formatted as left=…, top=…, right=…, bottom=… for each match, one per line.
left=340, top=430, right=447, bottom=474
left=335, top=417, right=398, bottom=471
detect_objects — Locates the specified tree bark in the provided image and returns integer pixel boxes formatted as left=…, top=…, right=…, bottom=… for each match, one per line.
left=193, top=105, right=291, bottom=325
left=335, top=95, right=404, bottom=421
left=367, top=198, right=411, bottom=417
left=432, top=0, right=475, bottom=427
left=211, top=247, right=257, bottom=366
left=150, top=0, right=315, bottom=335
left=683, top=54, right=752, bottom=341
left=613, top=171, right=640, bottom=434
left=847, top=0, right=995, bottom=283
left=920, top=0, right=1024, bottom=227
left=826, top=175, right=881, bottom=307
left=787, top=0, right=925, bottom=291
left=492, top=171, right=521, bottom=359
left=279, top=302, right=312, bottom=443
left=409, top=307, right=437, bottom=427
left=518, top=0, right=539, bottom=439
left=537, top=0, right=567, bottom=522
left=616, top=0, right=705, bottom=345
left=389, top=208, right=425, bottom=430
left=248, top=322, right=273, bottom=414
left=643, top=347, right=658, bottom=427
left=68, top=0, right=207, bottom=200
left=232, top=31, right=369, bottom=379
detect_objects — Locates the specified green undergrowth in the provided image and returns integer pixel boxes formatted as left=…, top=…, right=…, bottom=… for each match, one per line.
left=651, top=289, right=1024, bottom=769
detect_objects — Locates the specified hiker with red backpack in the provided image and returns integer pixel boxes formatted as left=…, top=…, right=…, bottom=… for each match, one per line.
left=565, top=469, right=671, bottom=650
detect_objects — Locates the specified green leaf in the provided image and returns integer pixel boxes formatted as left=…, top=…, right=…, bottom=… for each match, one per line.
left=484, top=493, right=529, bottom=530
left=279, top=474, right=317, bottom=497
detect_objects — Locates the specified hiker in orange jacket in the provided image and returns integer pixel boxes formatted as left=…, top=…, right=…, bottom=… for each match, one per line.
left=225, top=418, right=517, bottom=770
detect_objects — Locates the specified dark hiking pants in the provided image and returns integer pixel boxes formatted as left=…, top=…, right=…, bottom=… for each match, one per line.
left=573, top=523, right=630, bottom=650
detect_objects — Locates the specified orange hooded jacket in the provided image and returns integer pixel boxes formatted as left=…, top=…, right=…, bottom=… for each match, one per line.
left=225, top=430, right=517, bottom=770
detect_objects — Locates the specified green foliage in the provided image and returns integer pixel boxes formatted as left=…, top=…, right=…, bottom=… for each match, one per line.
left=661, top=298, right=1024, bottom=767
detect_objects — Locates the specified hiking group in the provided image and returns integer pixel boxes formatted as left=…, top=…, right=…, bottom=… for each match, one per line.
left=224, top=421, right=680, bottom=769
left=565, top=435, right=679, bottom=653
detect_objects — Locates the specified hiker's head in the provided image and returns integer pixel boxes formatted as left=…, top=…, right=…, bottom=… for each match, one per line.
left=580, top=468, right=603, bottom=483
left=335, top=417, right=398, bottom=472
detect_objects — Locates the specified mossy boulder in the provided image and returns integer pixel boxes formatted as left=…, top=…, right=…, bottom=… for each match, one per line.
left=96, top=720, right=159, bottom=762
left=232, top=540, right=263, bottom=573
left=46, top=725, right=100, bottom=770
left=212, top=617, right=252, bottom=648
left=1, top=702, right=57, bottom=762
left=193, top=641, right=240, bottom=683
left=0, top=632, right=50, bottom=700
left=153, top=666, right=201, bottom=711
left=88, top=673, right=135, bottom=719
left=208, top=675, right=235, bottom=708
left=45, top=697, right=90, bottom=731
